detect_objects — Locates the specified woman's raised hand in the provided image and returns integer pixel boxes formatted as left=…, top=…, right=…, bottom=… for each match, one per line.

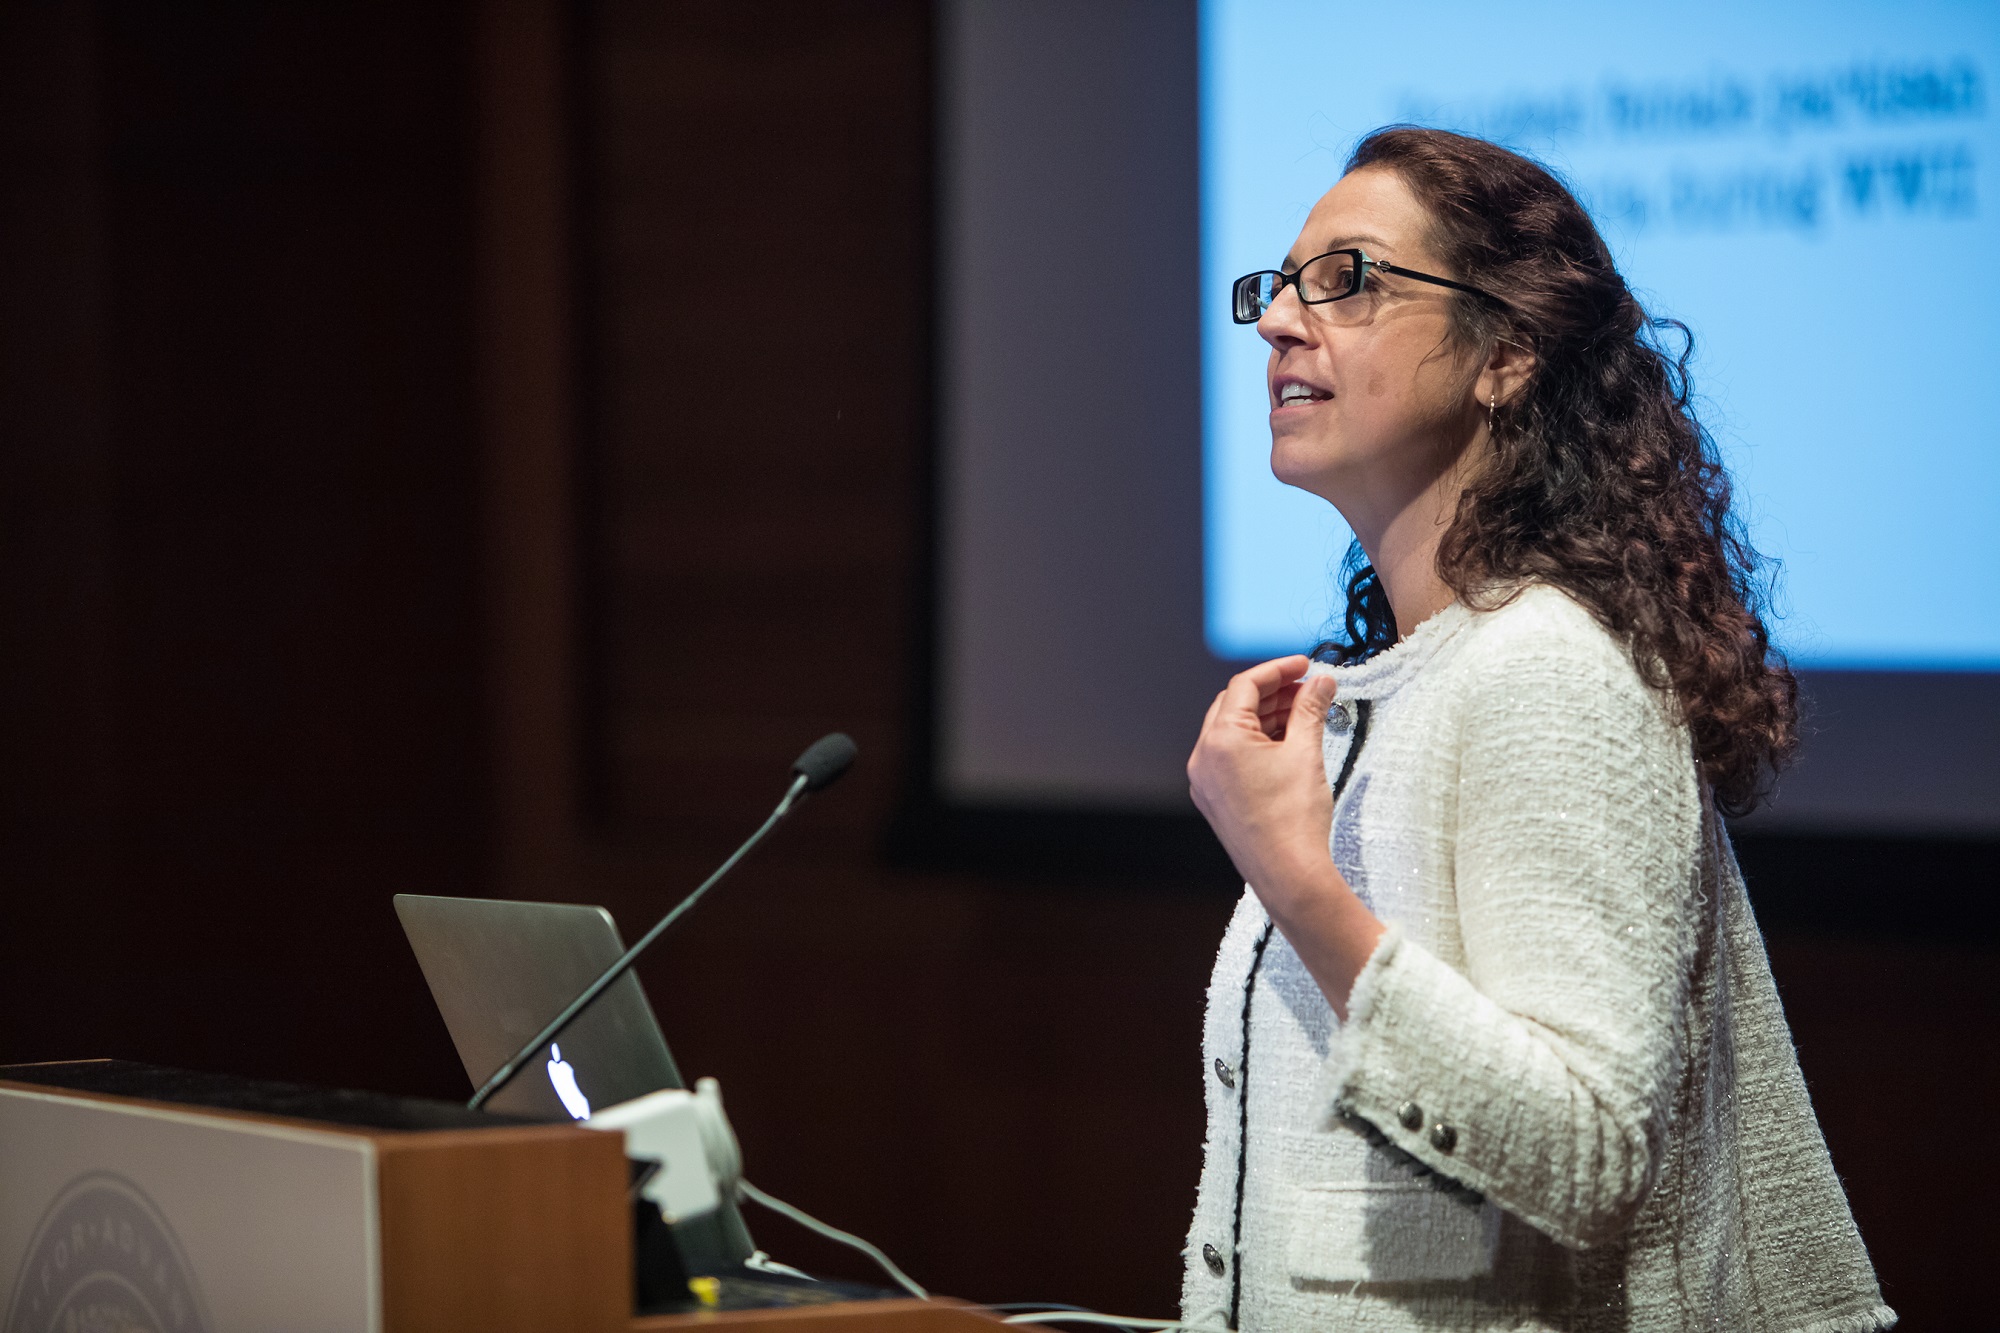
left=1187, top=654, right=1384, bottom=1017
left=1186, top=654, right=1341, bottom=905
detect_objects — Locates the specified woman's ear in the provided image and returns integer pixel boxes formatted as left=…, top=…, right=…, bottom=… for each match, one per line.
left=1480, top=335, right=1536, bottom=410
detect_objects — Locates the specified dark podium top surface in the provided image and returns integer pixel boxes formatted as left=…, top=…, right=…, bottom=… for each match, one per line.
left=0, top=1060, right=551, bottom=1133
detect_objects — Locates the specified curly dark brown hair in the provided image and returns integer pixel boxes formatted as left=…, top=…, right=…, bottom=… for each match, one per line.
left=1313, top=126, right=1796, bottom=815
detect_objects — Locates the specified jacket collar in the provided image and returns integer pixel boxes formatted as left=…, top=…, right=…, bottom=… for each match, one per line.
left=1305, top=600, right=1472, bottom=703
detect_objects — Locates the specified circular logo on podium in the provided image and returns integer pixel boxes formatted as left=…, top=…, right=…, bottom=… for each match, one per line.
left=4, top=1172, right=210, bottom=1333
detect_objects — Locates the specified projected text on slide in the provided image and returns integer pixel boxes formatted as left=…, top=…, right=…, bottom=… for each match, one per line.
left=1201, top=0, right=2000, bottom=668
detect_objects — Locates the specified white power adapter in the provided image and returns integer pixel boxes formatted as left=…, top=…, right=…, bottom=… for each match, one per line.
left=589, top=1076, right=742, bottom=1224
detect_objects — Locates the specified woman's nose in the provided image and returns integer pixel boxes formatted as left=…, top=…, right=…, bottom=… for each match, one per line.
left=1257, top=285, right=1309, bottom=349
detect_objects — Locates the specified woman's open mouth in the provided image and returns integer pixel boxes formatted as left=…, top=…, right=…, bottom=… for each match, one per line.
left=1273, top=379, right=1332, bottom=409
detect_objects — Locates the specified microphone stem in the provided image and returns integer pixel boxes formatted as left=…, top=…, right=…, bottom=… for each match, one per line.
left=468, top=772, right=811, bottom=1111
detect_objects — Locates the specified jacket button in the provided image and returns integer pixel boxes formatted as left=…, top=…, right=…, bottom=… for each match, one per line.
left=1202, top=1243, right=1226, bottom=1276
left=1213, top=1057, right=1236, bottom=1089
left=1397, top=1100, right=1424, bottom=1130
left=1429, top=1122, right=1459, bottom=1153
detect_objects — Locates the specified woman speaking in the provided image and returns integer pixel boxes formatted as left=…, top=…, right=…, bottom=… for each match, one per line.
left=1181, top=128, right=1892, bottom=1332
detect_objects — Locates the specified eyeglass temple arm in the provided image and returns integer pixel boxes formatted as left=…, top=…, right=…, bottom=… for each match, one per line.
left=1368, top=260, right=1491, bottom=300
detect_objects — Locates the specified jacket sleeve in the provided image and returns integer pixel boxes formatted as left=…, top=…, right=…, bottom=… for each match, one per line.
left=1325, top=609, right=1703, bottom=1250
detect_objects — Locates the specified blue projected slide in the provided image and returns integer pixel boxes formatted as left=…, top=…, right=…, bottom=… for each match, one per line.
left=1201, top=0, right=2000, bottom=668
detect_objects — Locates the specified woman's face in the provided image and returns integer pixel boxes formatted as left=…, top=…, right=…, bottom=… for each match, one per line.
left=1258, top=167, right=1486, bottom=527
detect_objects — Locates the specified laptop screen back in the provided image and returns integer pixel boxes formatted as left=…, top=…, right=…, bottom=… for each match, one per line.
left=394, top=894, right=684, bottom=1122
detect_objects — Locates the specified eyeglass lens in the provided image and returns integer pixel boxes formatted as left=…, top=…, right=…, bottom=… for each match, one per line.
left=1235, top=251, right=1363, bottom=321
left=1300, top=251, right=1360, bottom=302
left=1233, top=273, right=1277, bottom=322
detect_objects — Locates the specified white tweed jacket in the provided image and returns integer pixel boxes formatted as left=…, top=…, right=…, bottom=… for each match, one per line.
left=1181, top=585, right=1892, bottom=1333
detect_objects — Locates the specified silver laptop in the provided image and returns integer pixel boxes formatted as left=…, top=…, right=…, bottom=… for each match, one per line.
left=394, top=894, right=684, bottom=1122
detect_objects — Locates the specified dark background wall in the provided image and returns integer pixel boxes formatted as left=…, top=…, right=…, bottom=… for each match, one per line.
left=0, top=3, right=1991, bottom=1328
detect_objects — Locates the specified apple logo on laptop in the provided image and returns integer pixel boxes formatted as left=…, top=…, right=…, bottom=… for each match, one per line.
left=546, top=1043, right=591, bottom=1121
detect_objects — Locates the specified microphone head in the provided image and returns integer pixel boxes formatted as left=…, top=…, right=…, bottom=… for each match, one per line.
left=791, top=733, right=857, bottom=793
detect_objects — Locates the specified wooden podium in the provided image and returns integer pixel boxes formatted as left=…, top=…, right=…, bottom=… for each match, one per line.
left=0, top=1062, right=1001, bottom=1333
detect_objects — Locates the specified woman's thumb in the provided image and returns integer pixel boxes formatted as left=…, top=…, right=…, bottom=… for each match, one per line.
left=1287, top=673, right=1339, bottom=747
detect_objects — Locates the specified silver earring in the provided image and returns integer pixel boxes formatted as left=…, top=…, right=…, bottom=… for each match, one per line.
left=1487, top=391, right=1497, bottom=430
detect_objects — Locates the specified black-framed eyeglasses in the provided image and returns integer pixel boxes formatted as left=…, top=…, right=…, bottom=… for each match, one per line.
left=1231, top=248, right=1500, bottom=324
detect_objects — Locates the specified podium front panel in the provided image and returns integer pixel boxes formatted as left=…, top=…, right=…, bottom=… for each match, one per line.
left=0, top=1066, right=629, bottom=1333
left=0, top=1081, right=379, bottom=1332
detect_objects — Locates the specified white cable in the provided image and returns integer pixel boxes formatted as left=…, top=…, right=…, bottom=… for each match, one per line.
left=731, top=1183, right=1224, bottom=1332
left=742, top=1249, right=813, bottom=1280
left=737, top=1179, right=929, bottom=1300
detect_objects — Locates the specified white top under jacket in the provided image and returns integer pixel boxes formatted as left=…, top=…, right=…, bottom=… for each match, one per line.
left=1180, top=585, right=1893, bottom=1333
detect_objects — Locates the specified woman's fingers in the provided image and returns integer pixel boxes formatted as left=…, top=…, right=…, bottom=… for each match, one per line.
left=1258, top=681, right=1302, bottom=706
left=1220, top=655, right=1312, bottom=716
left=1239, top=654, right=1312, bottom=698
left=1194, top=654, right=1322, bottom=759
left=1258, top=684, right=1301, bottom=737
left=1187, top=657, right=1340, bottom=902
left=1238, top=655, right=1314, bottom=736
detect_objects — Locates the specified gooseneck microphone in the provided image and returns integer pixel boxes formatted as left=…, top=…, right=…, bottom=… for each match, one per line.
left=790, top=731, right=858, bottom=793
left=468, top=733, right=857, bottom=1111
